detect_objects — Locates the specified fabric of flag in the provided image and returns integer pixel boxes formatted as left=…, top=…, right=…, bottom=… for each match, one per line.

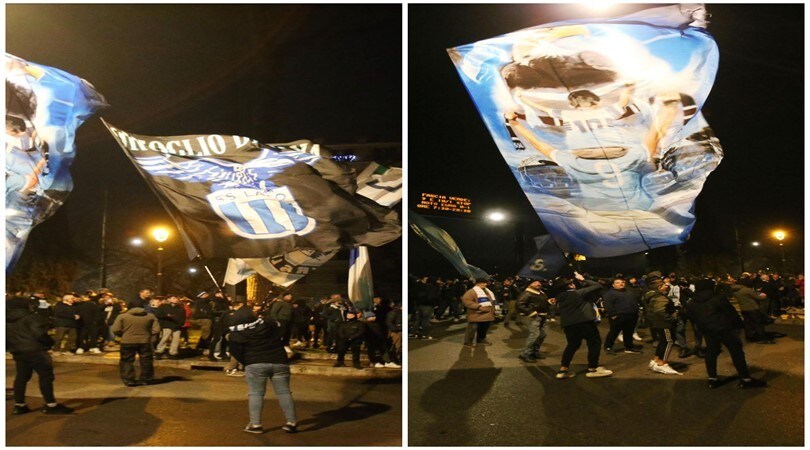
left=409, top=210, right=478, bottom=279
left=225, top=249, right=338, bottom=287
left=102, top=122, right=401, bottom=260
left=517, top=235, right=568, bottom=280
left=448, top=4, right=723, bottom=257
left=356, top=162, right=402, bottom=207
left=348, top=246, right=374, bottom=310
left=5, top=54, right=107, bottom=271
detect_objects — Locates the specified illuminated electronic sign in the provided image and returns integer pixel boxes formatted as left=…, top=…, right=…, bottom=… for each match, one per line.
left=417, top=193, right=472, bottom=214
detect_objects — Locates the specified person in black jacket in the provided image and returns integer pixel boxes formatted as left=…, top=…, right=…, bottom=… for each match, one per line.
left=208, top=291, right=231, bottom=360
left=552, top=272, right=613, bottom=379
left=190, top=291, right=214, bottom=351
left=222, top=298, right=257, bottom=376
left=52, top=294, right=80, bottom=355
left=500, top=278, right=521, bottom=326
left=602, top=278, right=643, bottom=355
left=227, top=317, right=297, bottom=434
left=75, top=295, right=103, bottom=355
left=686, top=279, right=767, bottom=389
left=7, top=296, right=74, bottom=415
left=154, top=296, right=186, bottom=359
left=517, top=280, right=550, bottom=362
left=334, top=311, right=367, bottom=369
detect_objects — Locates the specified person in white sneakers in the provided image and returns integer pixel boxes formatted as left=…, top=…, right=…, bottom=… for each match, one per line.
left=643, top=278, right=682, bottom=375
left=552, top=272, right=613, bottom=379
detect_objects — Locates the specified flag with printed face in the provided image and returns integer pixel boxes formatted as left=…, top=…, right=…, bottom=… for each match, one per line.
left=225, top=249, right=338, bottom=287
left=517, top=235, right=568, bottom=280
left=6, top=54, right=107, bottom=271
left=103, top=122, right=401, bottom=260
left=449, top=4, right=723, bottom=257
left=356, top=162, right=402, bottom=207
left=348, top=246, right=374, bottom=310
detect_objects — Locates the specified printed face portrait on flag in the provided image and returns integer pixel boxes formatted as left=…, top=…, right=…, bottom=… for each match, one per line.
left=449, top=4, right=723, bottom=258
left=103, top=122, right=400, bottom=260
left=5, top=54, right=107, bottom=271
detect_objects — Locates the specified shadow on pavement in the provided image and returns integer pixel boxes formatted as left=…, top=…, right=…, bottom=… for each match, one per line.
left=418, top=346, right=502, bottom=446
left=56, top=397, right=162, bottom=446
left=147, top=375, right=190, bottom=385
left=297, top=399, right=392, bottom=432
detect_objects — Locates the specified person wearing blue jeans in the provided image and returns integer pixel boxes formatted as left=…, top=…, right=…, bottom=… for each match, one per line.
left=228, top=317, right=298, bottom=434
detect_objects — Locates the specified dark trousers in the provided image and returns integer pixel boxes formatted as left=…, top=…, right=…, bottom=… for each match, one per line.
left=312, top=322, right=325, bottom=347
left=416, top=304, right=434, bottom=336
left=742, top=310, right=768, bottom=341
left=78, top=322, right=100, bottom=351
left=209, top=318, right=225, bottom=356
left=120, top=343, right=155, bottom=383
left=561, top=321, right=602, bottom=369
left=704, top=329, right=750, bottom=379
left=13, top=351, right=56, bottom=404
left=325, top=322, right=339, bottom=350
left=604, top=313, right=638, bottom=350
left=337, top=338, right=362, bottom=364
left=650, top=327, right=676, bottom=361
left=53, top=327, right=77, bottom=352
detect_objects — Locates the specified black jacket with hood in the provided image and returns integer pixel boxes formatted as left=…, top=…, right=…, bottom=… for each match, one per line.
left=686, top=283, right=744, bottom=334
left=7, top=301, right=54, bottom=354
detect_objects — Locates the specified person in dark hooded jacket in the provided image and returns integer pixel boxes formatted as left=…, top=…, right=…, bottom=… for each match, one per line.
left=7, top=296, right=74, bottom=415
left=686, top=279, right=766, bottom=389
left=334, top=311, right=367, bottom=369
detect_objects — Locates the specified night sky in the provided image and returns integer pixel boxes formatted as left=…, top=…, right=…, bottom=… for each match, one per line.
left=408, top=3, right=804, bottom=277
left=6, top=5, right=402, bottom=286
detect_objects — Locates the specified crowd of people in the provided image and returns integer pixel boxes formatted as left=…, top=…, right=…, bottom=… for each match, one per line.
left=409, top=270, right=803, bottom=387
left=6, top=286, right=402, bottom=433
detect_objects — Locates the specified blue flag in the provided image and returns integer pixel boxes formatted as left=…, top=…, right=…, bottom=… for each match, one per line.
left=6, top=54, right=107, bottom=271
left=518, top=235, right=568, bottom=280
left=409, top=211, right=488, bottom=280
left=448, top=4, right=723, bottom=257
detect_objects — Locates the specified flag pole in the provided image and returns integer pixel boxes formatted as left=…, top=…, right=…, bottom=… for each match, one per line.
left=204, top=265, right=224, bottom=291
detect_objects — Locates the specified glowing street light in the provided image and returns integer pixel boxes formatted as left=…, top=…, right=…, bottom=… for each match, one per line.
left=772, top=230, right=786, bottom=242
left=189, top=267, right=198, bottom=274
left=751, top=241, right=760, bottom=247
left=130, top=237, right=144, bottom=246
left=150, top=226, right=171, bottom=294
left=486, top=211, right=507, bottom=222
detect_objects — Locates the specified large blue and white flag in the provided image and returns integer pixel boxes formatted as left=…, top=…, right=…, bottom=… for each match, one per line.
left=5, top=54, right=107, bottom=271
left=103, top=122, right=401, bottom=260
left=449, top=4, right=723, bottom=257
left=225, top=249, right=338, bottom=287
left=348, top=246, right=374, bottom=310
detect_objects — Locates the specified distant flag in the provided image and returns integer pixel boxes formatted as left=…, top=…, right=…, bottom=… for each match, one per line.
left=409, top=210, right=486, bottom=280
left=102, top=122, right=401, bottom=260
left=356, top=162, right=402, bottom=207
left=348, top=246, right=374, bottom=310
left=448, top=4, right=723, bottom=257
left=5, top=54, right=107, bottom=271
left=517, top=235, right=567, bottom=280
left=225, top=249, right=338, bottom=287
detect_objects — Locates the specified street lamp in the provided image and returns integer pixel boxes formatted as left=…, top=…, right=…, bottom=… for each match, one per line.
left=151, top=227, right=170, bottom=294
left=772, top=230, right=787, bottom=272
left=486, top=211, right=507, bottom=222
left=751, top=241, right=760, bottom=247
left=130, top=237, right=144, bottom=246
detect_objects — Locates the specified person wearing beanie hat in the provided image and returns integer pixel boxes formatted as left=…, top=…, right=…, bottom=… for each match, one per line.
left=686, top=278, right=766, bottom=389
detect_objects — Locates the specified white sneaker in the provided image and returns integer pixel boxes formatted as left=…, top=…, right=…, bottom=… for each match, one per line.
left=648, top=360, right=656, bottom=370
left=89, top=348, right=102, bottom=354
left=617, top=334, right=623, bottom=343
left=75, top=348, right=85, bottom=355
left=633, top=333, right=643, bottom=341
left=373, top=362, right=385, bottom=368
left=384, top=361, right=401, bottom=368
left=585, top=367, right=613, bottom=378
left=652, top=363, right=682, bottom=375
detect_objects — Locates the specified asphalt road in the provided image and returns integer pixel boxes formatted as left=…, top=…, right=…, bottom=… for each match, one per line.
left=408, top=317, right=804, bottom=446
left=6, top=362, right=401, bottom=446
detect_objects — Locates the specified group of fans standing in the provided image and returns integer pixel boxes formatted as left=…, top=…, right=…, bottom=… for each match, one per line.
left=410, top=270, right=802, bottom=387
left=6, top=286, right=402, bottom=433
